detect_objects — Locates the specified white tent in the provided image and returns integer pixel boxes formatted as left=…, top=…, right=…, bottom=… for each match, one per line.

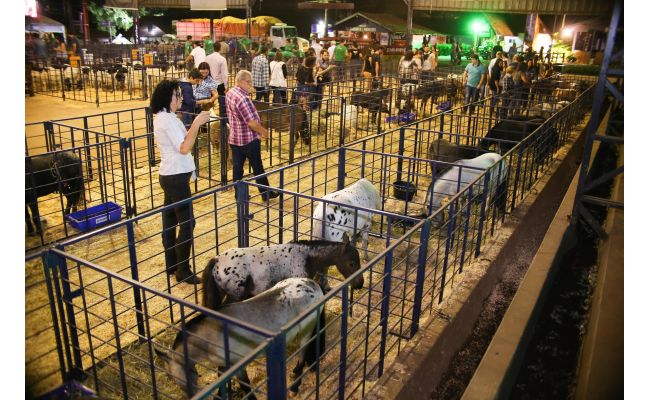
left=25, top=16, right=66, bottom=36
left=111, top=34, right=133, bottom=44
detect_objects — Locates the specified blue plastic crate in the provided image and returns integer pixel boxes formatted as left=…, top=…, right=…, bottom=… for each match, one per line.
left=66, top=202, right=122, bottom=232
left=385, top=112, right=416, bottom=124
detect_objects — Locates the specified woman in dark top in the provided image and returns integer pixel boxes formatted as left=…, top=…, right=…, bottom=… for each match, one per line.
left=294, top=56, right=317, bottom=108
left=526, top=57, right=539, bottom=82
left=349, top=41, right=362, bottom=79
left=488, top=59, right=503, bottom=94
left=361, top=47, right=375, bottom=91
left=488, top=58, right=504, bottom=113
left=512, top=62, right=531, bottom=113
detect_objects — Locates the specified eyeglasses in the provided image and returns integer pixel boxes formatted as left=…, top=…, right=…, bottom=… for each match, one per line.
left=174, top=91, right=183, bottom=100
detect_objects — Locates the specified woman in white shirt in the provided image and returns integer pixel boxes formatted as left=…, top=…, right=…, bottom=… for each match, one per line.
left=151, top=80, right=210, bottom=284
left=269, top=51, right=288, bottom=104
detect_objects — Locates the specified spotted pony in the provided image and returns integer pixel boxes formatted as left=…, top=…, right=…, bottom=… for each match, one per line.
left=312, top=178, right=381, bottom=261
left=201, top=236, right=363, bottom=309
left=157, top=278, right=326, bottom=398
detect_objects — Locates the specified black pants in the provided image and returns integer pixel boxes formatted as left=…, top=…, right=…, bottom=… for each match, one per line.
left=270, top=86, right=287, bottom=104
left=231, top=140, right=271, bottom=198
left=159, top=172, right=195, bottom=274
left=255, top=86, right=270, bottom=102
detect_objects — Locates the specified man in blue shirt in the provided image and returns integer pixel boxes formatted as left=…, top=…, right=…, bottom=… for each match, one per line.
left=463, top=53, right=487, bottom=114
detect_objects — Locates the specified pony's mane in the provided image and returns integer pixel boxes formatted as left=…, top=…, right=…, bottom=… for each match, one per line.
left=290, top=239, right=344, bottom=246
left=172, top=313, right=207, bottom=350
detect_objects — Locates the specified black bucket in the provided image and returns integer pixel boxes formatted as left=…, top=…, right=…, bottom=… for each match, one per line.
left=393, top=180, right=417, bottom=201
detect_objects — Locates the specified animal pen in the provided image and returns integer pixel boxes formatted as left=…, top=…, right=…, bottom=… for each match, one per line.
left=25, top=73, right=595, bottom=251
left=25, top=78, right=415, bottom=250
left=26, top=72, right=597, bottom=399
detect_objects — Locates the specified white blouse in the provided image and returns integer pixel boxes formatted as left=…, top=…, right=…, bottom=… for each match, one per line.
left=153, top=111, right=196, bottom=177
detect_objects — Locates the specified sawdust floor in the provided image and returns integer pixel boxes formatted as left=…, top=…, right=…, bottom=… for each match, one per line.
left=25, top=94, right=550, bottom=398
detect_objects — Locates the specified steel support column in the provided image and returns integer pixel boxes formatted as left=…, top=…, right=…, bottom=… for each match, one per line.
left=570, top=0, right=623, bottom=237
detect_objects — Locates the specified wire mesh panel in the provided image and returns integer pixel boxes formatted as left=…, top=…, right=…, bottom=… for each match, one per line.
left=26, top=108, right=151, bottom=156
left=50, top=180, right=427, bottom=399
left=25, top=251, right=66, bottom=398
left=25, top=139, right=129, bottom=251
left=30, top=63, right=149, bottom=105
left=43, top=249, right=275, bottom=400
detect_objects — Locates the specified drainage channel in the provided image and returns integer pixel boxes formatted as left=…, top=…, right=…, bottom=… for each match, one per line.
left=508, top=140, right=619, bottom=399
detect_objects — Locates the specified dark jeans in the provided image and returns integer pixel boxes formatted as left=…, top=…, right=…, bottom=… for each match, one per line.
left=350, top=59, right=362, bottom=79
left=489, top=87, right=499, bottom=113
left=231, top=140, right=272, bottom=198
left=334, top=60, right=345, bottom=81
left=270, top=86, right=287, bottom=104
left=314, top=84, right=325, bottom=110
left=464, top=85, right=480, bottom=114
left=255, top=86, right=270, bottom=102
left=159, top=172, right=195, bottom=274
left=217, top=83, right=227, bottom=118
left=294, top=84, right=315, bottom=110
left=499, top=95, right=511, bottom=119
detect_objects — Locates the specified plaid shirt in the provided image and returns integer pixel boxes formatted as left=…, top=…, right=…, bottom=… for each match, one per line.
left=502, top=73, right=514, bottom=93
left=251, top=54, right=270, bottom=88
left=226, top=86, right=261, bottom=146
left=193, top=75, right=218, bottom=101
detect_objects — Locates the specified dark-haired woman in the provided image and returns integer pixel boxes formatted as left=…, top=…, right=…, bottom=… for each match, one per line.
left=151, top=80, right=211, bottom=284
left=294, top=55, right=317, bottom=109
left=361, top=47, right=375, bottom=91
left=193, top=62, right=218, bottom=112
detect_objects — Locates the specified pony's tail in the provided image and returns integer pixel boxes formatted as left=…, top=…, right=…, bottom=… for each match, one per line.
left=289, top=306, right=326, bottom=394
left=201, top=257, right=223, bottom=310
left=307, top=307, right=326, bottom=373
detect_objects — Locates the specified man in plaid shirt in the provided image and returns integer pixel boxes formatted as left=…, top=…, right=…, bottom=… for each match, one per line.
left=226, top=70, right=279, bottom=201
left=251, top=45, right=270, bottom=102
left=499, top=66, right=515, bottom=118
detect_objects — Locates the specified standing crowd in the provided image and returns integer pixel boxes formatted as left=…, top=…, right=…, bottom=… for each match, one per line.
left=460, top=43, right=555, bottom=116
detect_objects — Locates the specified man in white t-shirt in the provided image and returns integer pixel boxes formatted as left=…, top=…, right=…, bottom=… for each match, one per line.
left=205, top=42, right=229, bottom=117
left=186, top=41, right=206, bottom=68
left=327, top=40, right=336, bottom=61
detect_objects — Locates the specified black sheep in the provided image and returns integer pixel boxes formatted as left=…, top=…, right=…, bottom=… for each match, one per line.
left=350, top=89, right=390, bottom=124
left=25, top=151, right=84, bottom=235
left=481, top=116, right=558, bottom=167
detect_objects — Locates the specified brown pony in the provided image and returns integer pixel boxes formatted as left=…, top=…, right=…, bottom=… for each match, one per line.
left=208, top=99, right=310, bottom=164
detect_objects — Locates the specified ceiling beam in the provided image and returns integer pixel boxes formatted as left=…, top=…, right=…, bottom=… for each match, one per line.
left=297, top=2, right=354, bottom=10
left=411, top=0, right=612, bottom=16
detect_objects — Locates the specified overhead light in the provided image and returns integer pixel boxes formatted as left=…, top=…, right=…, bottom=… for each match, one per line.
left=471, top=20, right=488, bottom=34
left=561, top=27, right=574, bottom=39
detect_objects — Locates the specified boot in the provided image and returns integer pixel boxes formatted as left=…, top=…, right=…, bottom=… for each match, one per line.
left=175, top=266, right=200, bottom=284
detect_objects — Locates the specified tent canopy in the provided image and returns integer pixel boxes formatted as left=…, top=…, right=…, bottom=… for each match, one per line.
left=213, top=16, right=284, bottom=36
left=25, top=15, right=66, bottom=35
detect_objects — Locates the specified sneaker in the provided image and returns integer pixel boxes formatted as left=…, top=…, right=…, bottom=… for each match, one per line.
left=261, top=191, right=280, bottom=201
